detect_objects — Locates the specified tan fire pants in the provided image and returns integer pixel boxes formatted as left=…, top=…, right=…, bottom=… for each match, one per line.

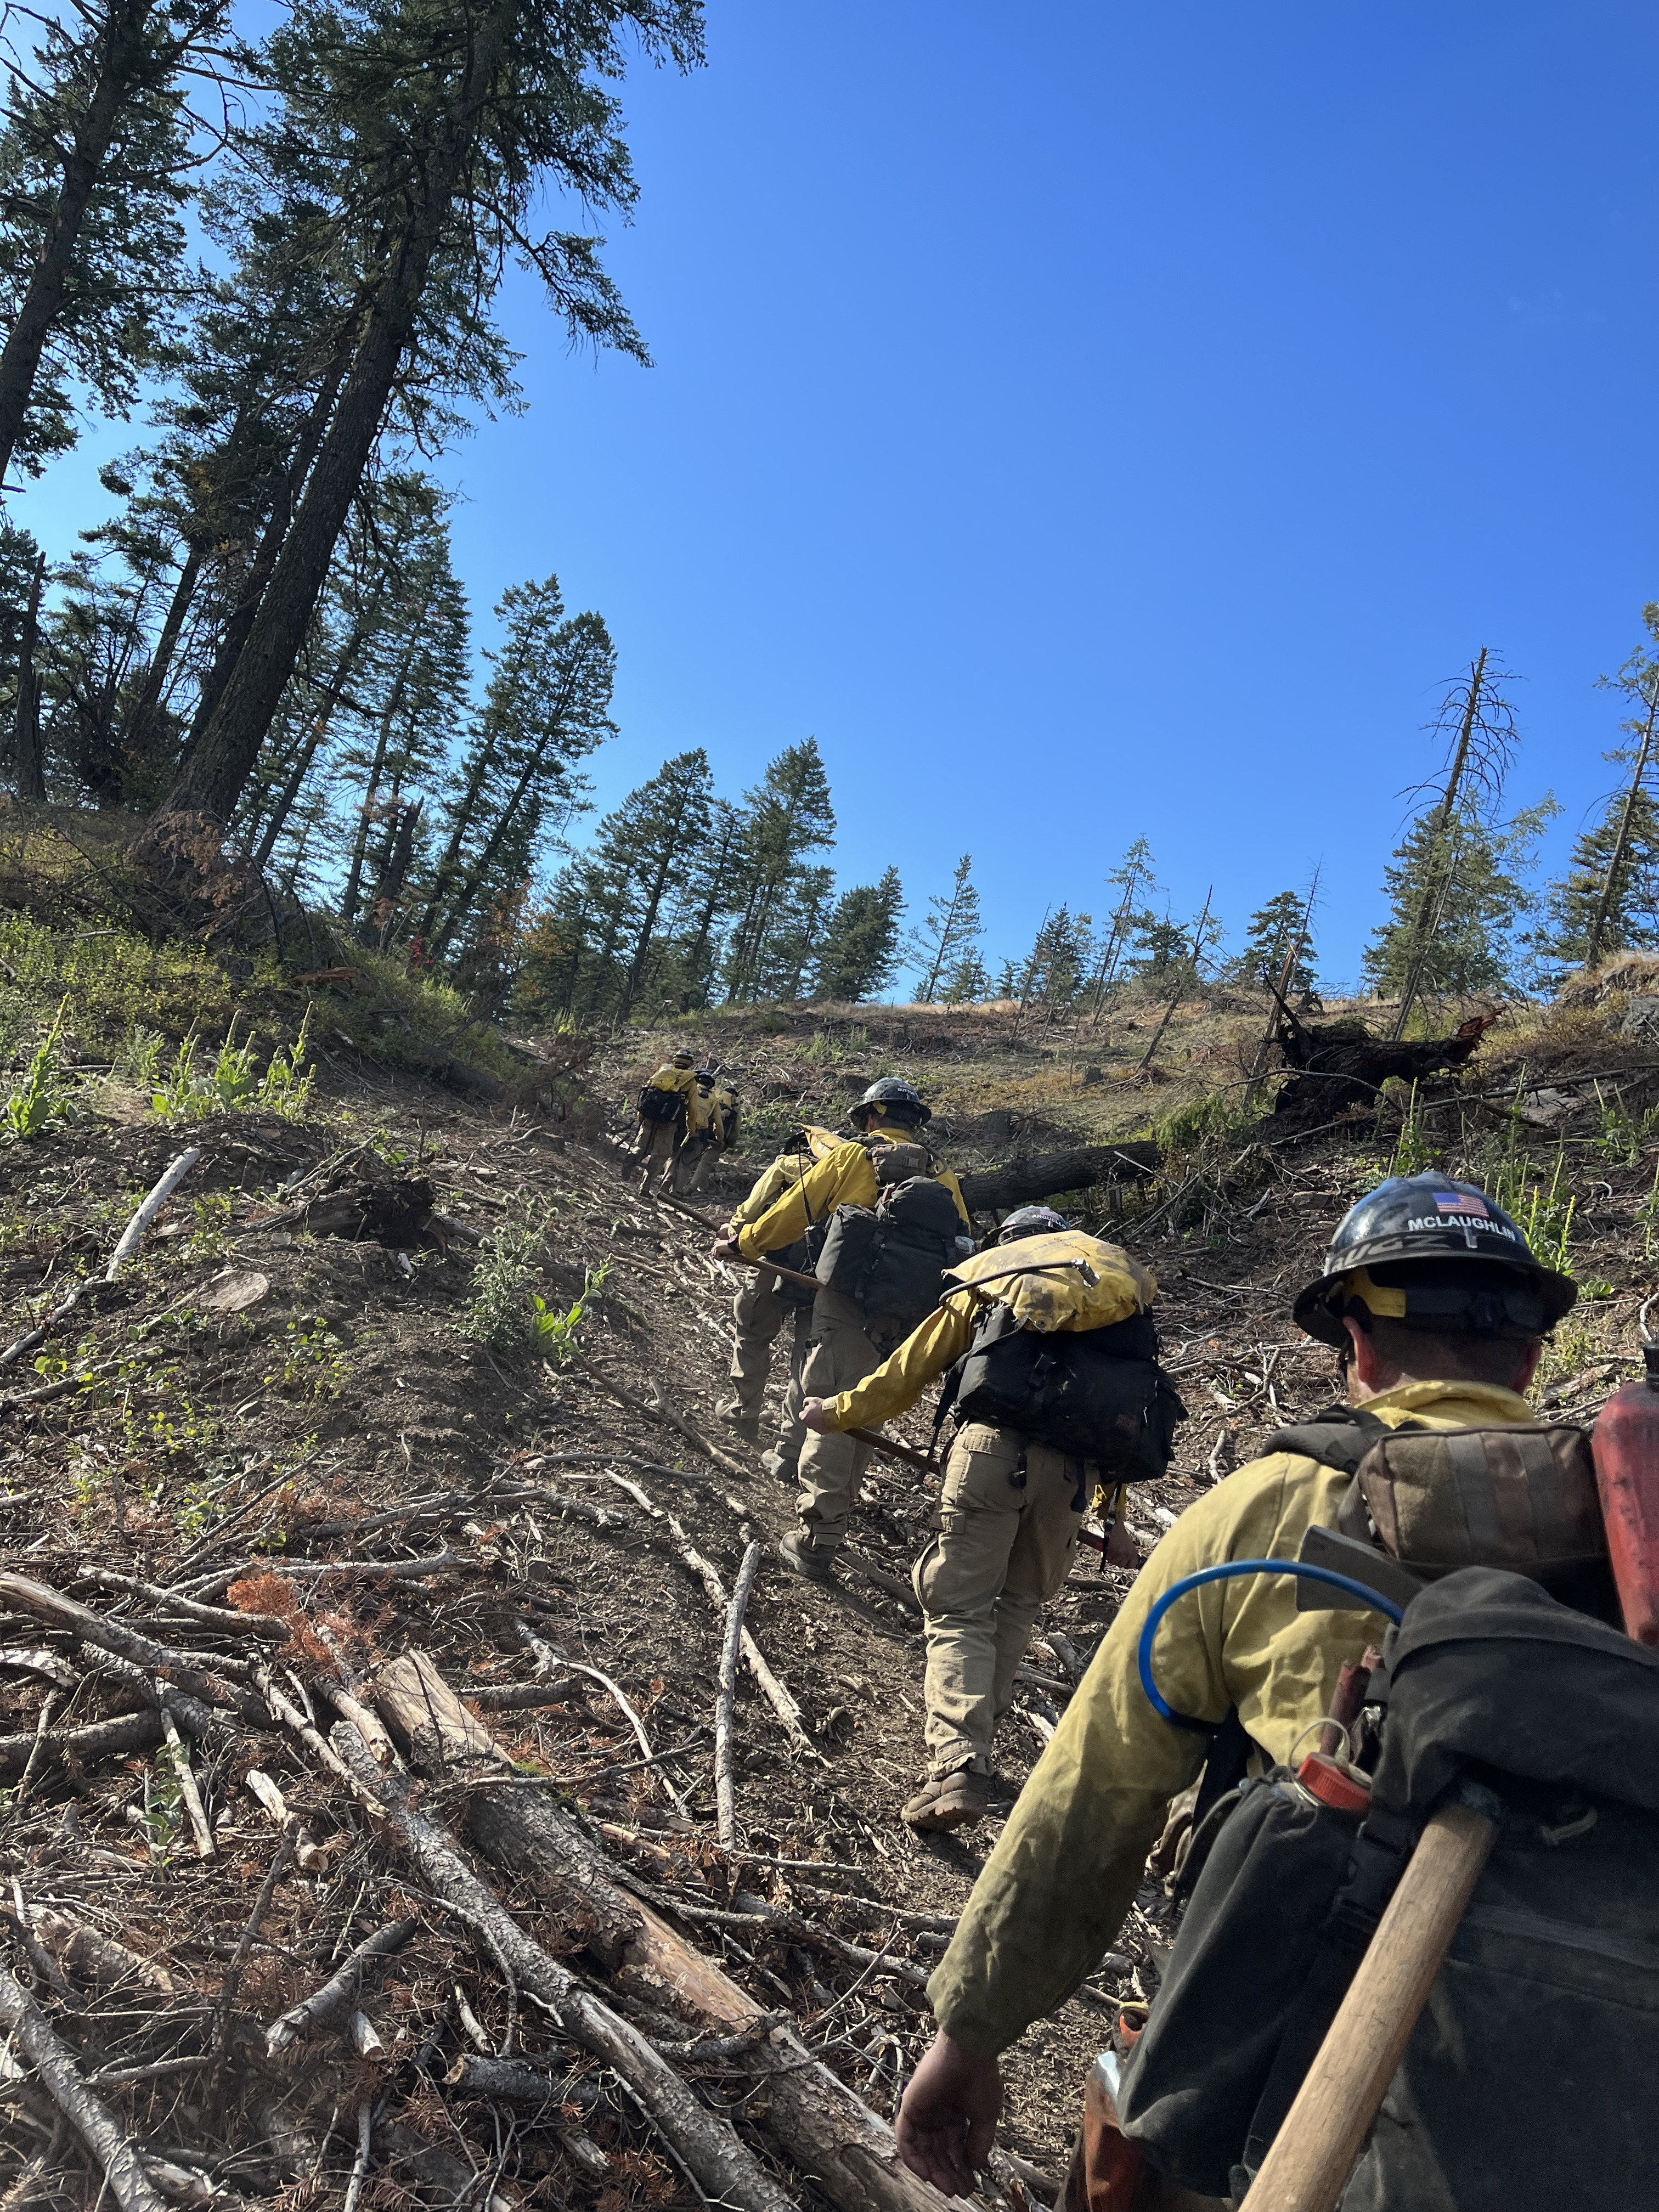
left=911, top=1420, right=1085, bottom=1776
left=794, top=1288, right=908, bottom=1549
left=728, top=1271, right=811, bottom=1474
left=633, top=1115, right=684, bottom=1188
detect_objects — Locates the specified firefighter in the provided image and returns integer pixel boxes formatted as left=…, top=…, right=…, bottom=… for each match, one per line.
left=893, top=1172, right=1576, bottom=2199
left=631, top=1048, right=706, bottom=1193
left=801, top=1205, right=1155, bottom=1833
left=715, top=1124, right=840, bottom=1466
left=683, top=1070, right=740, bottom=1194
left=713, top=1077, right=969, bottom=1579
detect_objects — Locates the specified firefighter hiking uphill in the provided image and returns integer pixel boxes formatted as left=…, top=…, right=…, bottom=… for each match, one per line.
left=894, top=1171, right=1616, bottom=2212
left=712, top=1077, right=970, bottom=1579
left=802, top=1205, right=1184, bottom=1834
left=633, top=1047, right=708, bottom=1194
left=715, top=1121, right=842, bottom=1473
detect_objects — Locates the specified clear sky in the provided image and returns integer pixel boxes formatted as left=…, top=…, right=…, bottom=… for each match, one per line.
left=29, top=1, right=1659, bottom=991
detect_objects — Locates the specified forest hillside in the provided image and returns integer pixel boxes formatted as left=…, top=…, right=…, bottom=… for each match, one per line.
left=0, top=872, right=1654, bottom=2208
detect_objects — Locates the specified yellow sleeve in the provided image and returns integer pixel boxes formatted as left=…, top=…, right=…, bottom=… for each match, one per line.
left=729, top=1158, right=793, bottom=1232
left=735, top=1144, right=877, bottom=1258
left=827, top=1297, right=977, bottom=1429
left=686, top=1085, right=709, bottom=1135
left=927, top=1452, right=1386, bottom=2055
left=935, top=1167, right=970, bottom=1226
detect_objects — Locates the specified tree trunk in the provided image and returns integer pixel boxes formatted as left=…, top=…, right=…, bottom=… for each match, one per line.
left=1390, top=647, right=1487, bottom=1041
left=125, top=541, right=202, bottom=760
left=1586, top=685, right=1659, bottom=967
left=0, top=0, right=150, bottom=487
left=155, top=17, right=510, bottom=828
left=341, top=635, right=419, bottom=922
left=14, top=551, right=44, bottom=802
left=179, top=338, right=354, bottom=765
left=367, top=799, right=421, bottom=942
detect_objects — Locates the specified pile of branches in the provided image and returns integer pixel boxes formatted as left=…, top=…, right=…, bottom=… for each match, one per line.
left=0, top=1493, right=991, bottom=2212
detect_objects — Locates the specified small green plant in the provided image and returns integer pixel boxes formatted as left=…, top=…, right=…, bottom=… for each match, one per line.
left=462, top=1204, right=553, bottom=1351
left=262, top=1314, right=346, bottom=1396
left=1384, top=1080, right=1437, bottom=1178
left=153, top=1028, right=207, bottom=1119
left=256, top=1007, right=315, bottom=1122
left=532, top=1261, right=609, bottom=1365
left=112, top=1020, right=165, bottom=1087
left=1592, top=1081, right=1659, bottom=1167
left=2, top=996, right=70, bottom=1141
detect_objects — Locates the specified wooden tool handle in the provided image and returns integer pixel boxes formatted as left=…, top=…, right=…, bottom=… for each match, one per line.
left=1246, top=1793, right=1499, bottom=2212
left=845, top=1425, right=938, bottom=1476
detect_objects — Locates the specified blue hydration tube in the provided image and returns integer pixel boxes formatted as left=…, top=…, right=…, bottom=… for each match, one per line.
left=1137, top=1559, right=1408, bottom=1730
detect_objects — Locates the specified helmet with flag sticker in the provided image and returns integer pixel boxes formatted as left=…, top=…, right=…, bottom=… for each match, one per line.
left=1293, top=1173, right=1576, bottom=1348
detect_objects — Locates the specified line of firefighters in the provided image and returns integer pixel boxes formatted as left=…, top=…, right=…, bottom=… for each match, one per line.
left=628, top=1046, right=1635, bottom=2209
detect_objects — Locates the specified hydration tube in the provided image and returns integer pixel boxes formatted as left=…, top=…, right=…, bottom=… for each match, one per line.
left=1137, top=1558, right=1408, bottom=1730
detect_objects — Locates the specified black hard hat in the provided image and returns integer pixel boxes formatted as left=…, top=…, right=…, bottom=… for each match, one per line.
left=997, top=1205, right=1069, bottom=1244
left=671, top=1048, right=694, bottom=1067
left=1293, top=1173, right=1577, bottom=1348
left=851, top=1076, right=931, bottom=1128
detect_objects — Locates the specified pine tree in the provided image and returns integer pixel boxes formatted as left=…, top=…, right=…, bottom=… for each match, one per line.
left=1532, top=607, right=1659, bottom=978
left=0, top=0, right=224, bottom=483
left=941, top=945, right=990, bottom=1003
left=811, top=867, right=905, bottom=1002
left=416, top=577, right=616, bottom=965
left=1230, top=890, right=1317, bottom=995
left=1085, top=837, right=1159, bottom=1017
left=905, top=854, right=980, bottom=1002
left=1018, top=906, right=1092, bottom=1022
left=1365, top=802, right=1556, bottom=1002
left=720, top=740, right=836, bottom=1003
left=154, top=0, right=701, bottom=832
left=529, top=748, right=714, bottom=1020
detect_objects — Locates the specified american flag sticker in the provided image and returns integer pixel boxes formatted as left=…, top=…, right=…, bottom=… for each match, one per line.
left=1435, top=1193, right=1489, bottom=1218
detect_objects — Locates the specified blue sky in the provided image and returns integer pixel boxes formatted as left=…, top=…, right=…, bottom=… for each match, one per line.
left=27, top=1, right=1659, bottom=991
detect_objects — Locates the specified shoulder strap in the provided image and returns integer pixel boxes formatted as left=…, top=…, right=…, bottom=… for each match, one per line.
left=1261, top=1404, right=1420, bottom=1477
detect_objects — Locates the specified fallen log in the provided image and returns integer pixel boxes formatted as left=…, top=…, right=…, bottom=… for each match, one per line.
left=369, top=1654, right=964, bottom=2212
left=328, top=1723, right=795, bottom=2212
left=264, top=1917, right=419, bottom=2058
left=0, top=1709, right=162, bottom=1772
left=0, top=1965, right=166, bottom=2212
left=956, top=1142, right=1160, bottom=1214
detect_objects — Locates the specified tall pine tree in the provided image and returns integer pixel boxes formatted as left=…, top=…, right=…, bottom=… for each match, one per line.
left=720, top=739, right=836, bottom=1003
left=811, top=867, right=905, bottom=1002
left=905, top=854, right=980, bottom=1002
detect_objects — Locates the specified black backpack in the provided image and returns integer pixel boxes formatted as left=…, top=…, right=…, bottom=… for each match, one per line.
left=815, top=1175, right=966, bottom=1333
left=939, top=1301, right=1186, bottom=1478
left=635, top=1082, right=685, bottom=1127
left=1116, top=1568, right=1659, bottom=2209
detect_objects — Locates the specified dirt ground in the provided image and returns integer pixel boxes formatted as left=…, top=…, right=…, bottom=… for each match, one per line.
left=4, top=995, right=1658, bottom=2208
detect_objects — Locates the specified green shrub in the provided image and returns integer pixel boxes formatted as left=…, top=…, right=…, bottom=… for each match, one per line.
left=2, top=996, right=70, bottom=1141
left=462, top=1204, right=554, bottom=1351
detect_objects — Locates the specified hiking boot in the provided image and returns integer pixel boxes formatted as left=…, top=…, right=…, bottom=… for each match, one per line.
left=778, top=1529, right=834, bottom=1582
left=718, top=1399, right=761, bottom=1444
left=902, top=1768, right=989, bottom=1833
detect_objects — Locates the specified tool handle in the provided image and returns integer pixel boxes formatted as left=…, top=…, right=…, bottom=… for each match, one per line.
left=1246, top=1793, right=1499, bottom=2212
left=845, top=1424, right=939, bottom=1477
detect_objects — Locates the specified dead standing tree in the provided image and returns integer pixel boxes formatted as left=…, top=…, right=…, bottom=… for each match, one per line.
left=1586, top=627, right=1659, bottom=967
left=1387, top=648, right=1519, bottom=1040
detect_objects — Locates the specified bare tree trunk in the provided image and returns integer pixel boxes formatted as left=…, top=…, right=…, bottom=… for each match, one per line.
left=14, top=552, right=45, bottom=802
left=1390, top=646, right=1488, bottom=1042
left=1137, top=886, right=1214, bottom=1076
left=1245, top=867, right=1319, bottom=1109
left=1586, top=684, right=1659, bottom=968
left=341, top=634, right=419, bottom=922
left=125, top=542, right=202, bottom=760
left=0, top=0, right=151, bottom=487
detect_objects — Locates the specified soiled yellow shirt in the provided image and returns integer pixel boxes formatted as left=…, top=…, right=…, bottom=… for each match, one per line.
left=926, top=1378, right=1536, bottom=2057
left=728, top=1130, right=841, bottom=1232
left=644, top=1062, right=708, bottom=1136
left=733, top=1133, right=968, bottom=1260
left=828, top=1232, right=1156, bottom=1431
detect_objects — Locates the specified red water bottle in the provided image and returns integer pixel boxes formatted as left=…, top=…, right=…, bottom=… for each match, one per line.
left=1590, top=1340, right=1659, bottom=1645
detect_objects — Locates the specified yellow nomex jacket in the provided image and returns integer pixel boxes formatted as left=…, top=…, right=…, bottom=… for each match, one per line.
left=924, top=1378, right=1536, bottom=2059
left=733, top=1133, right=968, bottom=1261
left=642, top=1061, right=708, bottom=1135
left=825, top=1232, right=1154, bottom=1434
left=729, top=1128, right=842, bottom=1232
